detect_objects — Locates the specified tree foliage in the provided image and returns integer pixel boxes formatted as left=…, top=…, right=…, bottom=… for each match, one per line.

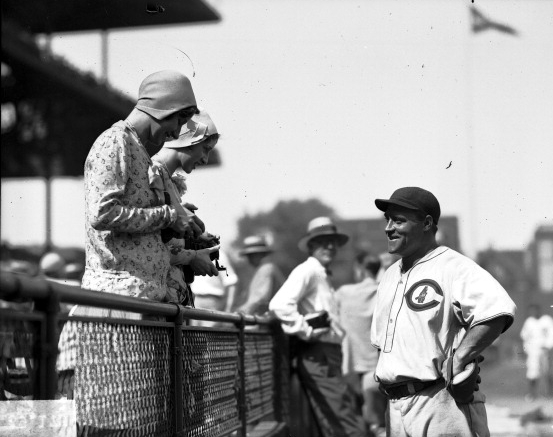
left=233, top=198, right=337, bottom=277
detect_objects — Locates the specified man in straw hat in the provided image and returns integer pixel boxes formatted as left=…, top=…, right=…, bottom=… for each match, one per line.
left=81, top=70, right=203, bottom=302
left=370, top=186, right=516, bottom=437
left=235, top=235, right=285, bottom=316
left=270, top=217, right=366, bottom=437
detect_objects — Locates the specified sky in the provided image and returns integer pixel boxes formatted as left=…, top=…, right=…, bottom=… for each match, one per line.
left=2, top=0, right=553, bottom=258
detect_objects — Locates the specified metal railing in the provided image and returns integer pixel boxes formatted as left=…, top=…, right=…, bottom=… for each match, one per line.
left=0, top=272, right=290, bottom=437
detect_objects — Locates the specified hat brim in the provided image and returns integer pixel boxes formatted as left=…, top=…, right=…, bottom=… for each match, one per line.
left=375, top=198, right=420, bottom=213
left=136, top=105, right=184, bottom=120
left=298, top=231, right=349, bottom=252
left=239, top=248, right=272, bottom=256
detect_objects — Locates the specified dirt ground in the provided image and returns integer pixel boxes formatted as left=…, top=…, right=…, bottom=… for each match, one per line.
left=480, top=353, right=553, bottom=437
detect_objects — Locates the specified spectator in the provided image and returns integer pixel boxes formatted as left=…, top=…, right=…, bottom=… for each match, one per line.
left=38, top=252, right=66, bottom=279
left=520, top=304, right=553, bottom=400
left=191, top=250, right=239, bottom=326
left=77, top=70, right=202, bottom=315
left=38, top=252, right=81, bottom=287
left=236, top=235, right=285, bottom=316
left=63, top=263, right=85, bottom=285
left=269, top=217, right=366, bottom=437
left=337, top=251, right=387, bottom=437
left=150, top=108, right=222, bottom=306
left=56, top=71, right=203, bottom=434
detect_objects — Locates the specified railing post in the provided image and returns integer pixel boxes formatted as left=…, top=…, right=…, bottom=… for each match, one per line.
left=271, top=322, right=289, bottom=423
left=34, top=286, right=60, bottom=400
left=171, top=305, right=185, bottom=437
left=236, top=314, right=247, bottom=437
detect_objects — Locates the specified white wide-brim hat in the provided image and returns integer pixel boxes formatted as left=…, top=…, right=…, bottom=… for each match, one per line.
left=239, top=235, right=272, bottom=256
left=297, top=217, right=349, bottom=252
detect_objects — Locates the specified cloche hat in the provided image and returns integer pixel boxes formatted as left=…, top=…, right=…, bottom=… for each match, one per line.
left=163, top=108, right=218, bottom=149
left=135, top=70, right=197, bottom=120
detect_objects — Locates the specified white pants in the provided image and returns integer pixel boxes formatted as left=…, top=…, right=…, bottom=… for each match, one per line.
left=387, top=383, right=489, bottom=437
left=525, top=347, right=548, bottom=380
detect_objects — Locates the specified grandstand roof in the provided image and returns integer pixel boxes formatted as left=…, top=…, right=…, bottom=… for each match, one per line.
left=1, top=0, right=220, bottom=34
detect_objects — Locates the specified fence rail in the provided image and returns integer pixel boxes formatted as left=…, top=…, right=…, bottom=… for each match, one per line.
left=0, top=272, right=290, bottom=437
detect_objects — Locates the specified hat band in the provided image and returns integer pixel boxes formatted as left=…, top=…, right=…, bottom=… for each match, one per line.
left=308, top=224, right=338, bottom=235
left=245, top=244, right=269, bottom=250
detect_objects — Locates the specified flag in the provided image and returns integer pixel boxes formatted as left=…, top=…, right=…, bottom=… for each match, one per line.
left=469, top=6, right=518, bottom=36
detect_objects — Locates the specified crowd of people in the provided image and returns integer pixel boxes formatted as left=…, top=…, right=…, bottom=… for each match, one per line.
left=3, top=69, right=552, bottom=437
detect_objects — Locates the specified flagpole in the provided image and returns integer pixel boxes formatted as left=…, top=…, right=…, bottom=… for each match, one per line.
left=465, top=9, right=478, bottom=259
left=464, top=6, right=518, bottom=259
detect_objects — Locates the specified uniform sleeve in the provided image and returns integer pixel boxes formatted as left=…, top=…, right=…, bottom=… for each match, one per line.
left=269, top=265, right=312, bottom=339
left=450, top=258, right=516, bottom=333
left=86, top=130, right=177, bottom=233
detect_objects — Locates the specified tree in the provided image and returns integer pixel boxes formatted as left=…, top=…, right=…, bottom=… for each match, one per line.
left=231, top=198, right=337, bottom=308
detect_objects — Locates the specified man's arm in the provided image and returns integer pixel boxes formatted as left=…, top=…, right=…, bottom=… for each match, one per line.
left=238, top=265, right=274, bottom=314
left=452, top=315, right=510, bottom=375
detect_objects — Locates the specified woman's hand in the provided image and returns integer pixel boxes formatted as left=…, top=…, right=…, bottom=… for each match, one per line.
left=190, top=245, right=221, bottom=276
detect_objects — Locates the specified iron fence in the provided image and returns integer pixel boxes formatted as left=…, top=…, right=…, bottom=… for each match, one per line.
left=0, top=272, right=290, bottom=437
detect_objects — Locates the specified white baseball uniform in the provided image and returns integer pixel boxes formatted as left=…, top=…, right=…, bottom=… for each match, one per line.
left=370, top=246, right=516, bottom=437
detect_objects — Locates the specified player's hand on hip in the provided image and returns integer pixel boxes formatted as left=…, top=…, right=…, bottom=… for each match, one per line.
left=447, top=355, right=484, bottom=404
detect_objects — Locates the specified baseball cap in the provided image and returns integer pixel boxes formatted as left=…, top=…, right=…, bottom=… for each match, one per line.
left=163, top=108, right=218, bottom=149
left=135, top=70, right=197, bottom=120
left=374, top=187, right=441, bottom=224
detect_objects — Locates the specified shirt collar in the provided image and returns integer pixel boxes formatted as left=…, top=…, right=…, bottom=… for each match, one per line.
left=307, top=256, right=332, bottom=276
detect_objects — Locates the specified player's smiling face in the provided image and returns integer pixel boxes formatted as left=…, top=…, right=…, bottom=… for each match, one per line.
left=384, top=205, right=426, bottom=259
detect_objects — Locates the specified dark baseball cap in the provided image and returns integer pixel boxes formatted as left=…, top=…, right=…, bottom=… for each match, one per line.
left=375, top=187, right=441, bottom=224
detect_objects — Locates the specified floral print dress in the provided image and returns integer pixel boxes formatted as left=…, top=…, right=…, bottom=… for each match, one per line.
left=81, top=120, right=176, bottom=303
left=58, top=120, right=177, bottom=373
left=149, top=163, right=196, bottom=307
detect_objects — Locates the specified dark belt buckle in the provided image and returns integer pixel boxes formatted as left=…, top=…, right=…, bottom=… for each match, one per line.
left=381, top=381, right=420, bottom=399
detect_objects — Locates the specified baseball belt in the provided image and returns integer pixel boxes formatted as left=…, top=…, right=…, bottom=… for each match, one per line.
left=379, top=378, right=445, bottom=400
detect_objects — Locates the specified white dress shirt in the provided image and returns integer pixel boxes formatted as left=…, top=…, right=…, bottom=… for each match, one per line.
left=269, top=256, right=343, bottom=344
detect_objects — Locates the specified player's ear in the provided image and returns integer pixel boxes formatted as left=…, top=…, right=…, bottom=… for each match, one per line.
left=423, top=215, right=434, bottom=231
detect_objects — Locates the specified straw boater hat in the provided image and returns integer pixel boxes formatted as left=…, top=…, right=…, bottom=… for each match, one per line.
left=298, top=217, right=349, bottom=252
left=239, top=235, right=272, bottom=256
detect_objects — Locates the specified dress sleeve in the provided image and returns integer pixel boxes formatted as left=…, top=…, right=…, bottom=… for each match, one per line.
left=86, top=131, right=176, bottom=233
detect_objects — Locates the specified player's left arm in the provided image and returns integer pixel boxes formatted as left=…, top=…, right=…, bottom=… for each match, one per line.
left=451, top=315, right=510, bottom=375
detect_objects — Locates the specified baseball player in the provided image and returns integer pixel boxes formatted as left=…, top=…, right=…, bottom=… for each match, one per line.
left=370, top=187, right=516, bottom=437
